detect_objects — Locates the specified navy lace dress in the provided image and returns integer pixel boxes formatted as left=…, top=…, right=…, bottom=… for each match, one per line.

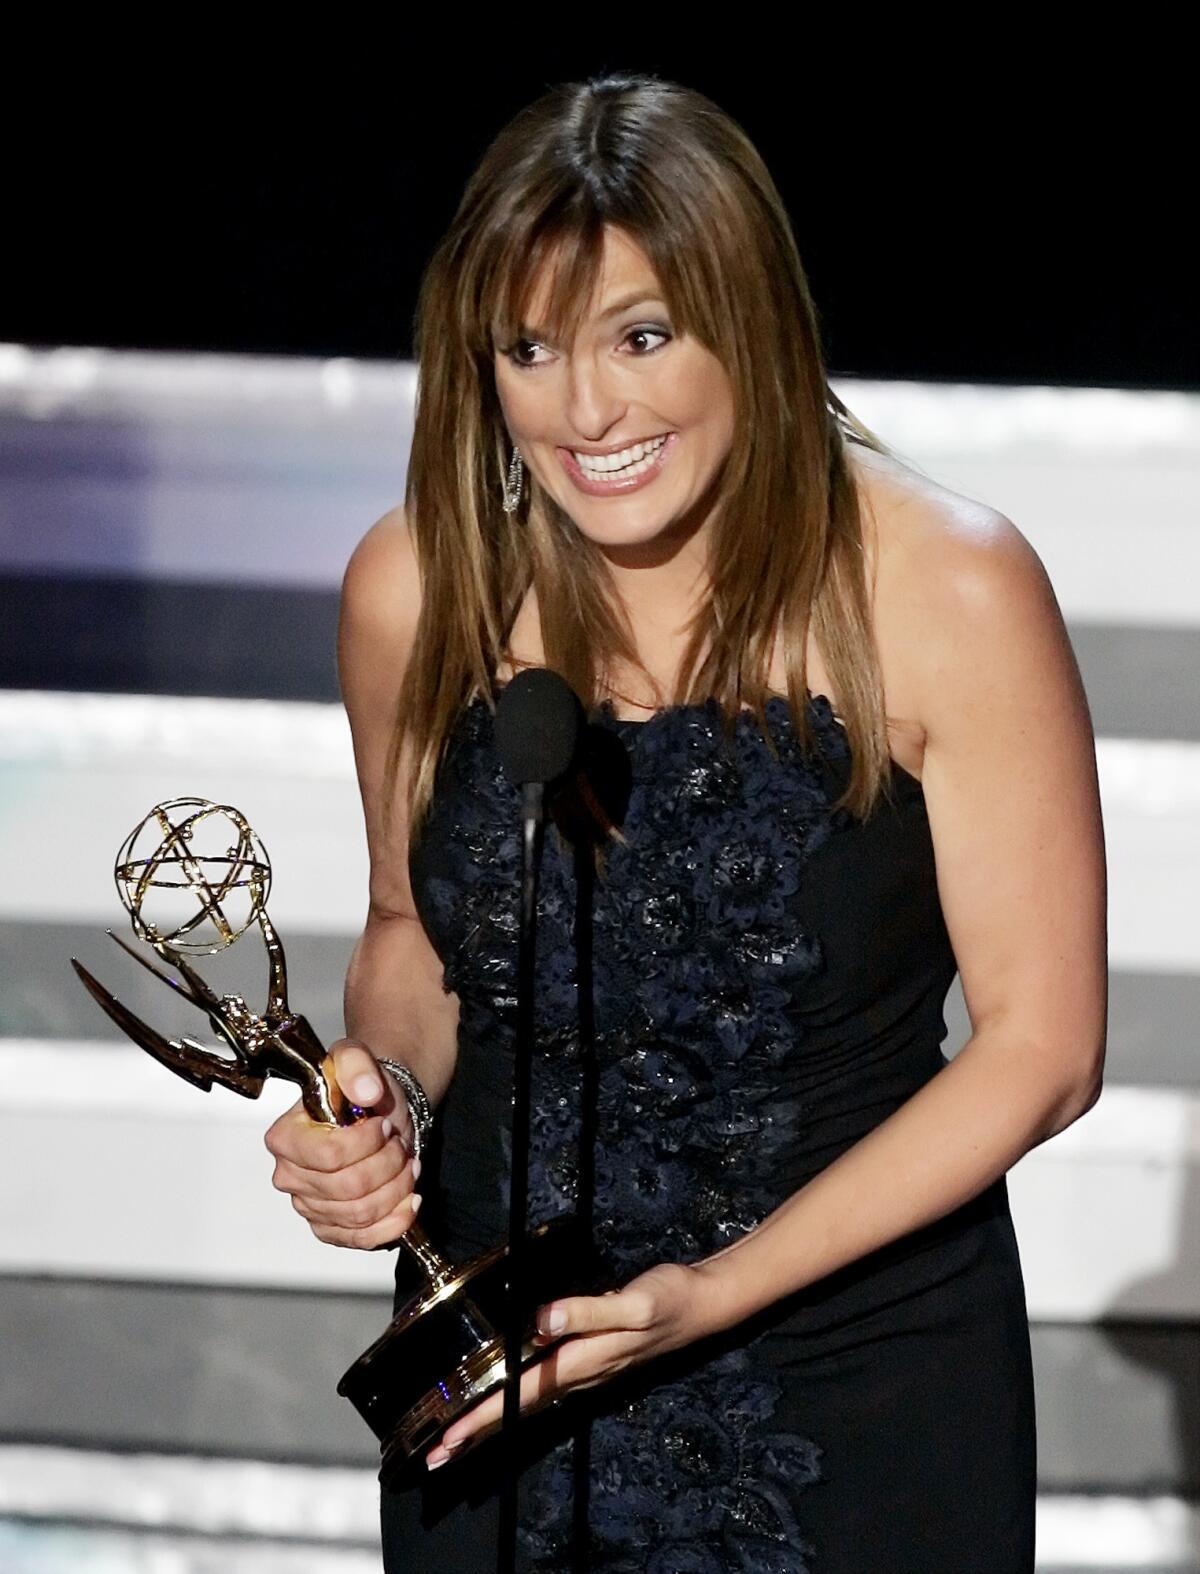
left=381, top=688, right=1037, bottom=1573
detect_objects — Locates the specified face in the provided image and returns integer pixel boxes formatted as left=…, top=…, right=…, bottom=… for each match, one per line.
left=493, top=226, right=735, bottom=566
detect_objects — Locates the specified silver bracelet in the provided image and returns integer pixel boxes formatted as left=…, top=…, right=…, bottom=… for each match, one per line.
left=376, top=1057, right=434, bottom=1162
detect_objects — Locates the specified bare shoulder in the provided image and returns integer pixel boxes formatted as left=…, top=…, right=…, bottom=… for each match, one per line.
left=849, top=440, right=1034, bottom=596
left=846, top=444, right=1069, bottom=769
left=846, top=446, right=1106, bottom=1088
left=338, top=506, right=422, bottom=765
left=340, top=504, right=421, bottom=641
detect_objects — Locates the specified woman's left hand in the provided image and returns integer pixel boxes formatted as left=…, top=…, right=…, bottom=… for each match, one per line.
left=423, top=1259, right=726, bottom=1470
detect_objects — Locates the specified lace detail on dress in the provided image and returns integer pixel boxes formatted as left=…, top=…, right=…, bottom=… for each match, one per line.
left=444, top=693, right=854, bottom=1278
left=517, top=1346, right=822, bottom=1572
left=409, top=693, right=851, bottom=1567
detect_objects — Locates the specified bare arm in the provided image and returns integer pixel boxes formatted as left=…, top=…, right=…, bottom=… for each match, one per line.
left=335, top=507, right=460, bottom=1111
left=695, top=507, right=1108, bottom=1326
left=264, top=507, right=460, bottom=1249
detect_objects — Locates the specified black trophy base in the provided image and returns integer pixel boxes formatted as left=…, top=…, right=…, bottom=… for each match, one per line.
left=337, top=1215, right=596, bottom=1490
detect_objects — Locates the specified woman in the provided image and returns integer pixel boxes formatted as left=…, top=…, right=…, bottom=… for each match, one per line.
left=264, top=73, right=1107, bottom=1572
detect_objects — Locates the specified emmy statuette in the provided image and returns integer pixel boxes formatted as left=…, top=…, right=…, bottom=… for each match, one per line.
left=71, top=797, right=586, bottom=1487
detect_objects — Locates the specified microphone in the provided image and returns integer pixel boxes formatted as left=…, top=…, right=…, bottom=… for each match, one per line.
left=493, top=668, right=583, bottom=1574
left=493, top=665, right=584, bottom=798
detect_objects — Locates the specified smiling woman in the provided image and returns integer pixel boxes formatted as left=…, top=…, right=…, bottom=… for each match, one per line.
left=494, top=230, right=736, bottom=538
left=390, top=70, right=903, bottom=839
left=258, top=68, right=1106, bottom=1574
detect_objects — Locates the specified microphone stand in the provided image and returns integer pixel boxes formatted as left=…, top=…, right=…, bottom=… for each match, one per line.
left=497, top=778, right=545, bottom=1574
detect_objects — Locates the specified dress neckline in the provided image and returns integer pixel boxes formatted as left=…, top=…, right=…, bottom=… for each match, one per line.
left=597, top=690, right=836, bottom=727
left=482, top=678, right=839, bottom=728
left=590, top=692, right=926, bottom=794
left=473, top=683, right=923, bottom=791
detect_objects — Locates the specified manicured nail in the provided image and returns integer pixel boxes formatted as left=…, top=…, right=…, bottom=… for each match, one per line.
left=427, top=1448, right=449, bottom=1470
left=410, top=1193, right=423, bottom=1215
left=381, top=1117, right=393, bottom=1140
left=539, top=1307, right=566, bottom=1334
left=351, top=1076, right=381, bottom=1103
left=411, top=1156, right=422, bottom=1182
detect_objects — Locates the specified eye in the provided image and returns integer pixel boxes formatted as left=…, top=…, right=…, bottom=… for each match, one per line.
left=503, top=338, right=552, bottom=371
left=623, top=325, right=672, bottom=355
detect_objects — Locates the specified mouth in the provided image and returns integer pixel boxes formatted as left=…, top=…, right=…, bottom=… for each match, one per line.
left=558, top=432, right=676, bottom=497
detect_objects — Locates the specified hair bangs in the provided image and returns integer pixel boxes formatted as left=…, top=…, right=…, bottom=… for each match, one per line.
left=485, top=211, right=610, bottom=356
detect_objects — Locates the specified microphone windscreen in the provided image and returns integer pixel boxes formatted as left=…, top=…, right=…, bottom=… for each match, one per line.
left=494, top=668, right=584, bottom=785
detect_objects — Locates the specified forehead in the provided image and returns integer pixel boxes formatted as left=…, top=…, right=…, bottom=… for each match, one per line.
left=524, top=227, right=658, bottom=312
left=505, top=225, right=666, bottom=342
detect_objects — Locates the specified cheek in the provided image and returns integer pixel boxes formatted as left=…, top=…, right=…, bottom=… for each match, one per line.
left=658, top=357, right=732, bottom=435
left=495, top=368, right=553, bottom=437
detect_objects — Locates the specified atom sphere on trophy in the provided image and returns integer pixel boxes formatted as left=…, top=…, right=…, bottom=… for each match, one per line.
left=114, top=797, right=272, bottom=958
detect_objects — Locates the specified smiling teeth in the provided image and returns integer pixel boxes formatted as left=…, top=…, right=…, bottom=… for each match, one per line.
left=572, top=434, right=669, bottom=475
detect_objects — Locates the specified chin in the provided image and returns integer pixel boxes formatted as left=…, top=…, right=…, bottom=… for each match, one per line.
left=571, top=510, right=680, bottom=547
left=558, top=485, right=690, bottom=534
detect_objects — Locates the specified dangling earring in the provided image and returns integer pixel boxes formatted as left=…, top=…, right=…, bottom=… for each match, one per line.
left=501, top=444, right=524, bottom=514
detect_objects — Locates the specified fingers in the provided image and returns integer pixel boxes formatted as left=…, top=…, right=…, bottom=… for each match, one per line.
left=329, top=1038, right=395, bottom=1112
left=264, top=1102, right=397, bottom=1173
left=271, top=1125, right=413, bottom=1208
left=292, top=1184, right=423, bottom=1250
left=266, top=1100, right=422, bottom=1250
left=426, top=1343, right=566, bottom=1469
left=533, top=1285, right=655, bottom=1342
left=328, top=1041, right=417, bottom=1153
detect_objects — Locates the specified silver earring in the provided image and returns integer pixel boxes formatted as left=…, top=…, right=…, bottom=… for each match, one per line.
left=501, top=445, right=524, bottom=514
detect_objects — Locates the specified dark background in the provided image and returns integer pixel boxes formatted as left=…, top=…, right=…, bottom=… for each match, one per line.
left=4, top=48, right=1191, bottom=389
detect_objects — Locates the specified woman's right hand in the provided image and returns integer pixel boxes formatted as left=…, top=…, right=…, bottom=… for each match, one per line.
left=264, top=1038, right=423, bottom=1250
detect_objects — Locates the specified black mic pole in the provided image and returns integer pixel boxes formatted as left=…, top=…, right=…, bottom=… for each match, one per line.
left=497, top=777, right=543, bottom=1574
left=493, top=669, right=583, bottom=1574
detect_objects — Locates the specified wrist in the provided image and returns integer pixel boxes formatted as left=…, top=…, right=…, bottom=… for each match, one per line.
left=692, top=1245, right=758, bottom=1337
left=375, top=1056, right=434, bottom=1162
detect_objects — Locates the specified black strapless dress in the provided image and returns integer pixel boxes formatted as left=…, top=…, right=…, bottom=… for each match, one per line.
left=381, top=690, right=1037, bottom=1573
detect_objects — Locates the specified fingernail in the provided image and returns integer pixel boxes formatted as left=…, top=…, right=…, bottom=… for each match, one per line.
left=351, top=1076, right=381, bottom=1103
left=539, top=1307, right=566, bottom=1334
left=381, top=1117, right=393, bottom=1140
left=410, top=1193, right=423, bottom=1215
left=427, top=1448, right=449, bottom=1470
left=411, top=1156, right=422, bottom=1182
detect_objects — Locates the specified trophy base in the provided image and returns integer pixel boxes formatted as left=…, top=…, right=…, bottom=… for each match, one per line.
left=337, top=1215, right=596, bottom=1489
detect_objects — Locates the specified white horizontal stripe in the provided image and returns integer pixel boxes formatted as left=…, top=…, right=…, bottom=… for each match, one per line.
left=0, top=691, right=367, bottom=936
left=0, top=1446, right=379, bottom=1544
left=3, top=344, right=1200, bottom=623
left=0, top=690, right=356, bottom=778
left=0, top=1445, right=1195, bottom=1567
left=0, top=1039, right=399, bottom=1293
left=1007, top=1082, right=1200, bottom=1319
left=0, top=341, right=417, bottom=427
left=1, top=1038, right=1198, bottom=1317
left=14, top=1041, right=1189, bottom=1156
left=1, top=691, right=1197, bottom=969
left=2, top=343, right=1193, bottom=454
left=841, top=379, right=1200, bottom=457
left=1035, top=1493, right=1200, bottom=1566
left=3, top=689, right=1199, bottom=808
left=0, top=1525, right=381, bottom=1574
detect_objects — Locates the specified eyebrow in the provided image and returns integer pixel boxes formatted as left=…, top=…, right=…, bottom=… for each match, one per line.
left=518, top=290, right=668, bottom=340
left=596, top=289, right=667, bottom=320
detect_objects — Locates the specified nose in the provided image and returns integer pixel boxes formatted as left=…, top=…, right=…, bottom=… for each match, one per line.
left=564, top=351, right=628, bottom=442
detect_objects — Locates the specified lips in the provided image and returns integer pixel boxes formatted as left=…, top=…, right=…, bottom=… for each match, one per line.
left=559, top=432, right=678, bottom=497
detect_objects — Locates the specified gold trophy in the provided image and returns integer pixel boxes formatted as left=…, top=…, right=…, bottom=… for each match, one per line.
left=71, top=797, right=588, bottom=1487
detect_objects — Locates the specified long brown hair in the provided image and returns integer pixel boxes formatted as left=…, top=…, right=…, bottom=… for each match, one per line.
left=388, top=72, right=902, bottom=837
